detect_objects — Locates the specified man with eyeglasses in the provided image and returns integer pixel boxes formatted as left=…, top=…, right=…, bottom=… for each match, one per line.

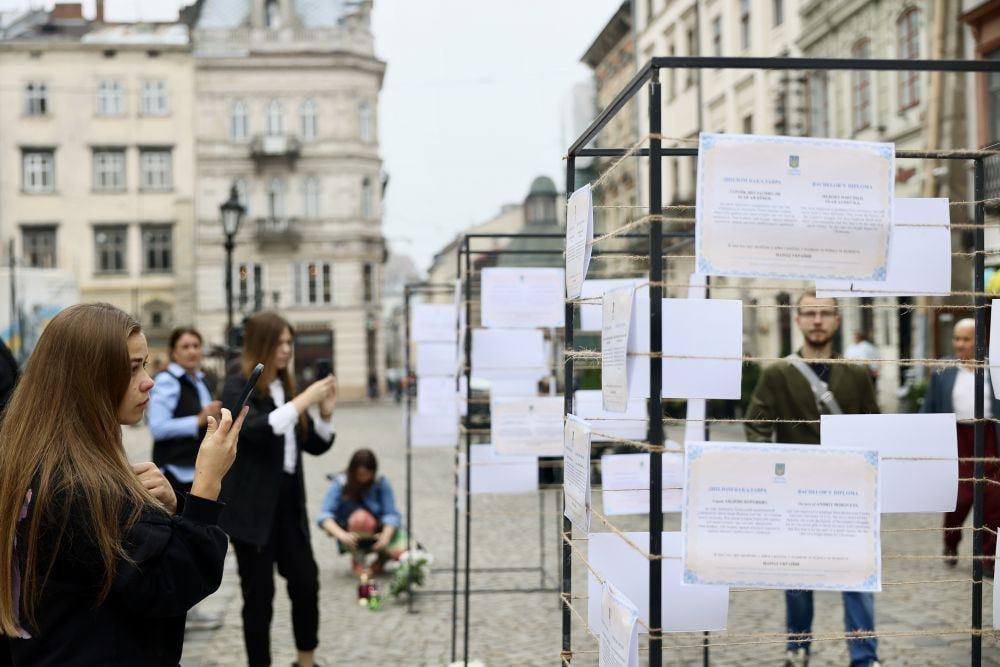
left=745, top=292, right=880, bottom=667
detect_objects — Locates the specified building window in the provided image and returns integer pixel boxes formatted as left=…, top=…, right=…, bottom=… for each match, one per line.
left=141, top=225, right=172, bottom=273
left=234, top=178, right=251, bottom=217
left=775, top=90, right=788, bottom=134
left=96, top=79, right=124, bottom=116
left=230, top=100, right=249, bottom=140
left=22, top=150, right=54, bottom=193
left=293, top=261, right=334, bottom=306
left=24, top=82, right=47, bottom=116
left=851, top=39, right=873, bottom=133
left=361, top=177, right=373, bottom=219
left=300, top=99, right=317, bottom=140
left=711, top=16, right=722, bottom=57
left=773, top=0, right=784, bottom=27
left=666, top=44, right=676, bottom=100
left=140, top=148, right=172, bottom=191
left=93, top=148, right=126, bottom=191
left=686, top=27, right=697, bottom=88
left=303, top=176, right=320, bottom=218
left=22, top=226, right=56, bottom=268
left=645, top=0, right=654, bottom=26
left=742, top=114, right=753, bottom=134
left=266, top=99, right=283, bottom=136
left=95, top=225, right=128, bottom=274
left=359, top=101, right=373, bottom=142
left=237, top=262, right=264, bottom=311
left=897, top=9, right=921, bottom=110
left=265, top=0, right=282, bottom=28
left=363, top=263, right=373, bottom=303
left=739, top=0, right=751, bottom=51
left=809, top=71, right=829, bottom=137
left=140, top=80, right=168, bottom=116
left=267, top=178, right=285, bottom=218
left=990, top=51, right=1000, bottom=142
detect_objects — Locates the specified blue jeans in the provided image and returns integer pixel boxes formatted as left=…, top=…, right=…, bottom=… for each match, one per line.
left=786, top=590, right=877, bottom=665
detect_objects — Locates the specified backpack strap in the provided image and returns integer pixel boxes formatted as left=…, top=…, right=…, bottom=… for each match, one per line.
left=785, top=353, right=843, bottom=415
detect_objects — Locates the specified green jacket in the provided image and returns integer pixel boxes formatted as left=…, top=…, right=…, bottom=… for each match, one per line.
left=744, top=354, right=880, bottom=445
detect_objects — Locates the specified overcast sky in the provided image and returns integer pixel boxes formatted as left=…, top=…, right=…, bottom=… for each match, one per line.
left=0, top=0, right=622, bottom=271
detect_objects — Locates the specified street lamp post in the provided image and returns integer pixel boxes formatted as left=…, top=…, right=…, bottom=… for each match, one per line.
left=220, top=185, right=246, bottom=350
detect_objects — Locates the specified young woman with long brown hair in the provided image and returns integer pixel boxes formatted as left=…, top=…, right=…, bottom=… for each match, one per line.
left=0, top=303, right=247, bottom=665
left=220, top=312, right=336, bottom=667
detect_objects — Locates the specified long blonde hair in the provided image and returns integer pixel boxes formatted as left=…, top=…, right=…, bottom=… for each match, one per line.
left=0, top=303, right=156, bottom=635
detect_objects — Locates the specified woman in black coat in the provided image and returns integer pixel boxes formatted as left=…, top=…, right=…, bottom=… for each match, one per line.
left=220, top=312, right=336, bottom=667
left=0, top=303, right=246, bottom=666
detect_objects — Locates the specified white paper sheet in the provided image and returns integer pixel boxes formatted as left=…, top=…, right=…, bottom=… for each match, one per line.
left=415, top=342, right=458, bottom=377
left=469, top=444, right=538, bottom=495
left=683, top=442, right=881, bottom=591
left=410, top=412, right=458, bottom=448
left=696, top=132, right=894, bottom=281
left=628, top=290, right=743, bottom=399
left=995, top=543, right=999, bottom=629
left=480, top=268, right=565, bottom=329
left=490, top=396, right=564, bottom=456
left=992, top=300, right=1000, bottom=401
left=411, top=303, right=458, bottom=343
left=574, top=390, right=647, bottom=441
left=820, top=413, right=958, bottom=513
left=416, top=376, right=459, bottom=418
left=587, top=531, right=729, bottom=635
left=816, top=198, right=950, bottom=297
left=600, top=452, right=684, bottom=515
left=684, top=399, right=707, bottom=443
left=602, top=285, right=635, bottom=412
left=487, top=377, right=541, bottom=398
left=564, top=414, right=592, bottom=533
left=580, top=278, right=645, bottom=331
left=471, top=328, right=547, bottom=382
left=599, top=582, right=639, bottom=667
left=566, top=184, right=594, bottom=300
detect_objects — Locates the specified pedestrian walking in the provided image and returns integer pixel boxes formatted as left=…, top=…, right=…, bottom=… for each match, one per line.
left=744, top=292, right=881, bottom=667
left=921, top=317, right=1000, bottom=577
left=219, top=312, right=337, bottom=667
left=0, top=302, right=246, bottom=666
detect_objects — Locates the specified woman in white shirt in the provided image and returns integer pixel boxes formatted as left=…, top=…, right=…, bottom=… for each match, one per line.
left=219, top=312, right=337, bottom=667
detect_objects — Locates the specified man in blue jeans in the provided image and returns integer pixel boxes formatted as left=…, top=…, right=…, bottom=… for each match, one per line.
left=744, top=293, right=880, bottom=667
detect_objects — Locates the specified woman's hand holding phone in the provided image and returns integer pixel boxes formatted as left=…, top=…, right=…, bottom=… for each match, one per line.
left=192, top=406, right=249, bottom=502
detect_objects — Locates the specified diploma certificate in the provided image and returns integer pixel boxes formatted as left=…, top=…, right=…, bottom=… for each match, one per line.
left=696, top=133, right=894, bottom=280
left=682, top=443, right=881, bottom=591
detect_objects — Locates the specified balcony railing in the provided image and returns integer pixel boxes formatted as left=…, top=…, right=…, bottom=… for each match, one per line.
left=250, top=134, right=301, bottom=161
left=255, top=217, right=301, bottom=245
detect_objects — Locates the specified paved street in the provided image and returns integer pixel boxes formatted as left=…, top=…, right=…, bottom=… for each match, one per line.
left=123, top=402, right=1000, bottom=666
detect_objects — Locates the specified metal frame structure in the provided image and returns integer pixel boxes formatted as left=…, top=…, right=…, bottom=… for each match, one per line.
left=562, top=56, right=998, bottom=667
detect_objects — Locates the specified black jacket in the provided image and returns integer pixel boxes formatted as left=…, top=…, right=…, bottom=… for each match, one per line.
left=8, top=493, right=227, bottom=666
left=218, top=373, right=334, bottom=546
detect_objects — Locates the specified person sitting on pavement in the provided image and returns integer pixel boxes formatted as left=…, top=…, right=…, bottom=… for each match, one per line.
left=317, top=449, right=405, bottom=575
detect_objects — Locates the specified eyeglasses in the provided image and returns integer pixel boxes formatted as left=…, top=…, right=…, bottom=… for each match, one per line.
left=797, top=309, right=839, bottom=319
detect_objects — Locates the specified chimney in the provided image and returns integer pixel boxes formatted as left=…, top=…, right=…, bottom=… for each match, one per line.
left=51, top=3, right=83, bottom=20
left=95, top=0, right=104, bottom=22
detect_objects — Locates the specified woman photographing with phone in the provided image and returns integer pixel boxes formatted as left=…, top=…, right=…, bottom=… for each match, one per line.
left=0, top=303, right=247, bottom=665
left=220, top=312, right=337, bottom=667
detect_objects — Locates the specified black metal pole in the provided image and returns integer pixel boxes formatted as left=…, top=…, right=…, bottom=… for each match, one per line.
left=224, top=234, right=235, bottom=349
left=647, top=72, right=664, bottom=667
left=562, top=153, right=576, bottom=664
left=972, top=157, right=985, bottom=667
left=404, top=285, right=415, bottom=613
left=463, top=235, right=473, bottom=665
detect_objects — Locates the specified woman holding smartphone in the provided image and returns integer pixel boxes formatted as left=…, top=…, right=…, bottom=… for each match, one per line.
left=0, top=303, right=246, bottom=665
left=220, top=312, right=336, bottom=667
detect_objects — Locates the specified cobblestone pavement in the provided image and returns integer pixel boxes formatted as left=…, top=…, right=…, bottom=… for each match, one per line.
left=123, top=402, right=1000, bottom=666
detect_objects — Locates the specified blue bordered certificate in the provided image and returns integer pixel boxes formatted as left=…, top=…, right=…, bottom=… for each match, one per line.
left=682, top=442, right=881, bottom=592
left=695, top=133, right=894, bottom=281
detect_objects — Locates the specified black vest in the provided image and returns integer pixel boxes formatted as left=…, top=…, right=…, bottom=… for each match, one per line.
left=151, top=372, right=206, bottom=469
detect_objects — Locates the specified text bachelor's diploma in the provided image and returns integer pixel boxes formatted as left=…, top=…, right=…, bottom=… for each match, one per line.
left=682, top=443, right=881, bottom=592
left=695, top=133, right=894, bottom=281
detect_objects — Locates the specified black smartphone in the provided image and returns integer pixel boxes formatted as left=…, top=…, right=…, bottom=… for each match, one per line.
left=315, top=358, right=332, bottom=379
left=236, top=363, right=265, bottom=411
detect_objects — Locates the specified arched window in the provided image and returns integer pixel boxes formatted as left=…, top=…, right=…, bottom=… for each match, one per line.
left=361, top=177, right=373, bottom=219
left=266, top=99, right=283, bottom=136
left=359, top=101, right=373, bottom=142
left=851, top=39, right=872, bottom=133
left=230, top=100, right=248, bottom=140
left=267, top=178, right=285, bottom=219
left=303, top=176, right=320, bottom=218
left=265, top=0, right=282, bottom=29
left=300, top=99, right=317, bottom=140
left=897, top=9, right=921, bottom=109
left=234, top=178, right=250, bottom=217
